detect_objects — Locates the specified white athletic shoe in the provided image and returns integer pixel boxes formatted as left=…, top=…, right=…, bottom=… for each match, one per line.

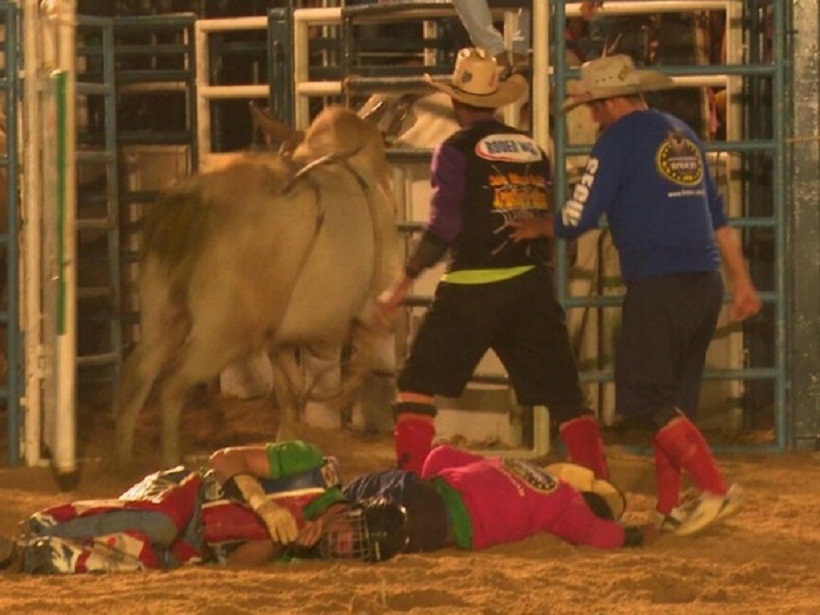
left=654, top=506, right=686, bottom=532
left=22, top=536, right=82, bottom=574
left=674, top=483, right=743, bottom=537
left=715, top=484, right=743, bottom=521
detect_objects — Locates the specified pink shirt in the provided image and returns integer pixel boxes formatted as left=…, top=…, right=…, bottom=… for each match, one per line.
left=421, top=445, right=626, bottom=550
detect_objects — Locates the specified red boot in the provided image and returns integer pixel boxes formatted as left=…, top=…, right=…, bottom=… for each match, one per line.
left=653, top=437, right=682, bottom=516
left=558, top=414, right=610, bottom=480
left=654, top=416, right=738, bottom=536
left=654, top=416, right=727, bottom=496
left=394, top=414, right=435, bottom=474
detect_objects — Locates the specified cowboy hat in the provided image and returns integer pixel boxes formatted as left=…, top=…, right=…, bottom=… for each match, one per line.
left=545, top=462, right=627, bottom=521
left=425, top=47, right=528, bottom=109
left=562, top=54, right=676, bottom=111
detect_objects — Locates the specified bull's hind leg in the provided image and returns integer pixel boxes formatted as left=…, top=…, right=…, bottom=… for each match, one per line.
left=154, top=334, right=242, bottom=467
left=115, top=342, right=171, bottom=467
left=154, top=367, right=196, bottom=468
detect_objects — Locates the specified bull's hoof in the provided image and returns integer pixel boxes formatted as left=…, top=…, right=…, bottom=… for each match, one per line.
left=53, top=470, right=81, bottom=492
left=112, top=454, right=140, bottom=477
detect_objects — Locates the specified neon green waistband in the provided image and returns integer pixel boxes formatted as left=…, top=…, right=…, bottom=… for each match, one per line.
left=440, top=265, right=535, bottom=285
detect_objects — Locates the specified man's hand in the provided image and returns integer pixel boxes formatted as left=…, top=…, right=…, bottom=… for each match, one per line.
left=294, top=519, right=324, bottom=548
left=637, top=523, right=660, bottom=546
left=714, top=226, right=762, bottom=322
left=377, top=275, right=412, bottom=320
left=623, top=522, right=659, bottom=547
left=256, top=499, right=299, bottom=544
left=506, top=216, right=553, bottom=242
left=731, top=281, right=762, bottom=322
left=232, top=474, right=299, bottom=544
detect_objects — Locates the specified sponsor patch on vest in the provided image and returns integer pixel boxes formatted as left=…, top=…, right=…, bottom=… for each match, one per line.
left=655, top=131, right=703, bottom=186
left=476, top=133, right=543, bottom=162
left=502, top=459, right=559, bottom=494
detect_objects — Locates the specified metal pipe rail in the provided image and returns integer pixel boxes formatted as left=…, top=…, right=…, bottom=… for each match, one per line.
left=108, top=15, right=198, bottom=162
left=291, top=4, right=525, bottom=129
left=194, top=16, right=277, bottom=163
left=0, top=1, right=20, bottom=464
left=73, top=15, right=123, bottom=415
left=567, top=0, right=732, bottom=15
left=565, top=139, right=778, bottom=156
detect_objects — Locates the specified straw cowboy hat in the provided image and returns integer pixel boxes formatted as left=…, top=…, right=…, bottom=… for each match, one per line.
left=562, top=54, right=676, bottom=111
left=545, top=462, right=627, bottom=521
left=425, top=47, right=528, bottom=108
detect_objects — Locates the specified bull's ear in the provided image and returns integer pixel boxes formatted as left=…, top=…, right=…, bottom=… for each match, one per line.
left=249, top=101, right=304, bottom=146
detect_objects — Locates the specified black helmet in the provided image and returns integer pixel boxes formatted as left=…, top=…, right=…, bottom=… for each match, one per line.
left=319, top=497, right=408, bottom=563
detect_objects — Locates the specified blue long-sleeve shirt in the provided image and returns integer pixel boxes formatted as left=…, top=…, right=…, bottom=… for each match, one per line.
left=554, top=109, right=725, bottom=283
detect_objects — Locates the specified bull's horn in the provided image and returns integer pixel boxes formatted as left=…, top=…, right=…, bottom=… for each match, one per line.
left=249, top=101, right=304, bottom=144
left=359, top=99, right=387, bottom=125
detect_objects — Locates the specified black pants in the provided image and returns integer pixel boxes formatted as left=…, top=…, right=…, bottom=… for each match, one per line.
left=615, top=271, right=723, bottom=426
left=398, top=266, right=587, bottom=423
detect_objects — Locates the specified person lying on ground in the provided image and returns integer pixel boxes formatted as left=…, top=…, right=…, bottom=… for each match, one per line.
left=0, top=441, right=407, bottom=574
left=343, top=444, right=657, bottom=553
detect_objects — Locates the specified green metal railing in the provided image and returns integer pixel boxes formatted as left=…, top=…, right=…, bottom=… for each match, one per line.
left=0, top=1, right=20, bottom=464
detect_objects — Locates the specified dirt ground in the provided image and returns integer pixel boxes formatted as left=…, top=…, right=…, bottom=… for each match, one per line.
left=0, top=395, right=818, bottom=615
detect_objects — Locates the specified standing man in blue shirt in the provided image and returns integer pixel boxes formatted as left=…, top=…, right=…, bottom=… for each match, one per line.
left=509, top=54, right=761, bottom=536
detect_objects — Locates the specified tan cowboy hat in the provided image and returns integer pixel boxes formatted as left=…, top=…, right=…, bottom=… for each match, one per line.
left=562, top=54, right=676, bottom=111
left=545, top=462, right=627, bottom=521
left=425, top=47, right=528, bottom=109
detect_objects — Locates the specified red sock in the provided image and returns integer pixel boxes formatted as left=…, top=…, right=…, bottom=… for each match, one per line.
left=653, top=437, right=682, bottom=514
left=559, top=414, right=610, bottom=480
left=394, top=414, right=435, bottom=474
left=655, top=416, right=727, bottom=496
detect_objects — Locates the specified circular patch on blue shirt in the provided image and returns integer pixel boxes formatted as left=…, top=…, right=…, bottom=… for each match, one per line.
left=656, top=131, right=703, bottom=186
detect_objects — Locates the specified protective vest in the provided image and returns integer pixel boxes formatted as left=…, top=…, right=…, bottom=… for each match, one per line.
left=444, top=120, right=552, bottom=272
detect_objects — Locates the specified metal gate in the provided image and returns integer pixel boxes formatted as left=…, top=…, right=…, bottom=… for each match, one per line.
left=5, top=1, right=816, bottom=468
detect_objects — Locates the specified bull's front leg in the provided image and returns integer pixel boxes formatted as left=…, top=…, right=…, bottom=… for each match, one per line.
left=269, top=349, right=305, bottom=441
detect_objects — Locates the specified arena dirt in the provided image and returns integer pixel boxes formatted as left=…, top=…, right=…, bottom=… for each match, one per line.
left=0, top=394, right=817, bottom=615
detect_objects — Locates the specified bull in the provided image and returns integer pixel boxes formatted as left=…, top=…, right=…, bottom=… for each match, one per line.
left=114, top=106, right=400, bottom=468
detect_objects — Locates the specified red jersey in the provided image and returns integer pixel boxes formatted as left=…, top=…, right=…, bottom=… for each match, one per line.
left=421, top=445, right=626, bottom=550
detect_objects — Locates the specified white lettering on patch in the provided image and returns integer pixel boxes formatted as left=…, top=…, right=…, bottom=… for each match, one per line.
left=476, top=133, right=544, bottom=163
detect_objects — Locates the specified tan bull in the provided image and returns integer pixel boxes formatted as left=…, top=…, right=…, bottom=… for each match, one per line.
left=114, top=106, right=400, bottom=468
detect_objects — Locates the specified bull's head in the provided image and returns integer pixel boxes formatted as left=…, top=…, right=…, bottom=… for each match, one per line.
left=249, top=98, right=415, bottom=152
left=249, top=104, right=391, bottom=189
